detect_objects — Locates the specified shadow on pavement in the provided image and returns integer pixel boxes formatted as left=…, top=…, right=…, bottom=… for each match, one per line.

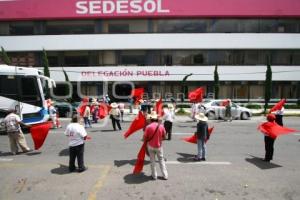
left=123, top=172, right=153, bottom=184
left=51, top=164, right=70, bottom=175
left=101, top=129, right=116, bottom=132
left=245, top=156, right=282, bottom=170
left=0, top=151, right=13, bottom=157
left=59, top=148, right=69, bottom=156
left=114, top=159, right=150, bottom=167
left=26, top=152, right=42, bottom=156
left=176, top=152, right=195, bottom=163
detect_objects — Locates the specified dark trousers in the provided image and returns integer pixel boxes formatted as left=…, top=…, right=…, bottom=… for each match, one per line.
left=275, top=115, right=283, bottom=126
left=69, top=143, right=85, bottom=171
left=83, top=117, right=91, bottom=127
left=264, top=136, right=275, bottom=161
left=111, top=117, right=121, bottom=131
left=164, top=121, right=173, bottom=140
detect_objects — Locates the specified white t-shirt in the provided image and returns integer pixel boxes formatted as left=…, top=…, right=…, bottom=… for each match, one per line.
left=163, top=109, right=175, bottom=123
left=64, top=123, right=87, bottom=147
left=4, top=113, right=21, bottom=133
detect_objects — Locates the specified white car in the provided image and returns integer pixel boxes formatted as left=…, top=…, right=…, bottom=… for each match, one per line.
left=203, top=99, right=252, bottom=120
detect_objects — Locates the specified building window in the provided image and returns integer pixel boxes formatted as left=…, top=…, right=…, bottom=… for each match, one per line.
left=64, top=52, right=89, bottom=66
left=157, top=19, right=208, bottom=33
left=46, top=20, right=95, bottom=34
left=105, top=20, right=148, bottom=33
left=120, top=51, right=146, bottom=65
left=10, top=22, right=34, bottom=35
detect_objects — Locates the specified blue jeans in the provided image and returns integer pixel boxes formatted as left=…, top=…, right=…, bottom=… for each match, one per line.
left=83, top=117, right=91, bottom=128
left=197, top=139, right=206, bottom=159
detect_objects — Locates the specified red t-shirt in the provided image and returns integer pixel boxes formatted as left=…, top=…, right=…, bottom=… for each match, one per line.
left=144, top=122, right=166, bottom=148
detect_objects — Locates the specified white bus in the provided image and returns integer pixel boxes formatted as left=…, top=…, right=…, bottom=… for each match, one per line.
left=0, top=65, right=56, bottom=133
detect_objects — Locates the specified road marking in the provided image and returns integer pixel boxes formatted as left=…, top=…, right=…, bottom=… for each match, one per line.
left=166, top=161, right=231, bottom=165
left=0, top=158, right=13, bottom=162
left=88, top=165, right=111, bottom=200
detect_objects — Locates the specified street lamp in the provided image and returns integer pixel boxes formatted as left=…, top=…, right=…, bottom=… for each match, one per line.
left=181, top=73, right=193, bottom=102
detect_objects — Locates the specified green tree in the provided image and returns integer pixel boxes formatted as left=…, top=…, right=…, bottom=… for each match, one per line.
left=1, top=46, right=11, bottom=65
left=264, top=60, right=272, bottom=113
left=42, top=49, right=50, bottom=98
left=214, top=65, right=220, bottom=99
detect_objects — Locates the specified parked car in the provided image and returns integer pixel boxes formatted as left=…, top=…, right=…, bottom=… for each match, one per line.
left=203, top=99, right=252, bottom=120
left=54, top=101, right=78, bottom=118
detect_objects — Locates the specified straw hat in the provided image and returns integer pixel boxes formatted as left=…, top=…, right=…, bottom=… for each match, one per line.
left=149, top=111, right=158, bottom=120
left=110, top=102, right=118, bottom=108
left=195, top=113, right=208, bottom=122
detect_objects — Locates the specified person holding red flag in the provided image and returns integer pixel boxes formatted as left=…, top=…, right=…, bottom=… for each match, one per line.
left=64, top=114, right=89, bottom=173
left=143, top=111, right=168, bottom=180
left=270, top=99, right=286, bottom=126
left=194, top=113, right=210, bottom=161
left=258, top=113, right=298, bottom=162
left=4, top=109, right=32, bottom=155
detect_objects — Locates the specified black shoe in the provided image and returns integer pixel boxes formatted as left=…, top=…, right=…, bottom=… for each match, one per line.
left=78, top=167, right=88, bottom=173
left=262, top=159, right=270, bottom=162
left=201, top=158, right=206, bottom=161
left=69, top=168, right=76, bottom=172
left=193, top=157, right=201, bottom=161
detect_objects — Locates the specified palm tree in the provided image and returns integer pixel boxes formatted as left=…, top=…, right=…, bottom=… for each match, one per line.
left=1, top=46, right=11, bottom=65
left=214, top=65, right=220, bottom=99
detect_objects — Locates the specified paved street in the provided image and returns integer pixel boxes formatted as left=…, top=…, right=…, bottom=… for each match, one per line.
left=0, top=115, right=300, bottom=200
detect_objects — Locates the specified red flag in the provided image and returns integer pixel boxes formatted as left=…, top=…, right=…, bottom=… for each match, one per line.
left=131, top=88, right=144, bottom=104
left=154, top=98, right=164, bottom=117
left=133, top=141, right=147, bottom=174
left=124, top=111, right=146, bottom=139
left=269, top=99, right=286, bottom=113
left=181, top=127, right=214, bottom=144
left=98, top=103, right=112, bottom=119
left=188, top=87, right=204, bottom=103
left=29, top=122, right=52, bottom=150
left=258, top=121, right=298, bottom=139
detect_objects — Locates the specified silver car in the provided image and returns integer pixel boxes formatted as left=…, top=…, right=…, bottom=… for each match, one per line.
left=203, top=99, right=252, bottom=120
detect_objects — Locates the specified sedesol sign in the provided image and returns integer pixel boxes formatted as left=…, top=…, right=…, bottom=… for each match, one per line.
left=76, top=0, right=170, bottom=15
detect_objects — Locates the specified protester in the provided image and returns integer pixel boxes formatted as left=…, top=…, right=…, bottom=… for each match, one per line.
left=118, top=102, right=125, bottom=122
left=4, top=109, right=32, bottom=155
left=163, top=104, right=175, bottom=140
left=48, top=100, right=58, bottom=128
left=275, top=106, right=284, bottom=126
left=262, top=114, right=277, bottom=162
left=224, top=99, right=232, bottom=122
left=109, top=102, right=122, bottom=131
left=91, top=100, right=99, bottom=123
left=194, top=113, right=209, bottom=161
left=83, top=103, right=92, bottom=128
left=143, top=111, right=168, bottom=180
left=64, top=115, right=88, bottom=172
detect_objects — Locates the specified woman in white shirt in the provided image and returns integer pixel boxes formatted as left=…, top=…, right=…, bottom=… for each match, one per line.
left=163, top=104, right=175, bottom=140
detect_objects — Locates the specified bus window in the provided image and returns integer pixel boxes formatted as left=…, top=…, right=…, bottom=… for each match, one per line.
left=0, top=75, right=19, bottom=101
left=20, top=77, right=42, bottom=107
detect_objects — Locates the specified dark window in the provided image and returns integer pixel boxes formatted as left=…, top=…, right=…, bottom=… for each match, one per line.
left=157, top=19, right=208, bottom=33
left=46, top=21, right=95, bottom=35
left=121, top=55, right=145, bottom=65
left=0, top=75, right=19, bottom=101
left=21, top=77, right=42, bottom=106
left=108, top=24, right=129, bottom=33
left=10, top=22, right=34, bottom=35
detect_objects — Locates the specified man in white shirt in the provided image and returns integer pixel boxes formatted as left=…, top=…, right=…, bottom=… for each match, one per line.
left=65, top=115, right=88, bottom=172
left=4, top=109, right=31, bottom=155
left=163, top=104, right=175, bottom=140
